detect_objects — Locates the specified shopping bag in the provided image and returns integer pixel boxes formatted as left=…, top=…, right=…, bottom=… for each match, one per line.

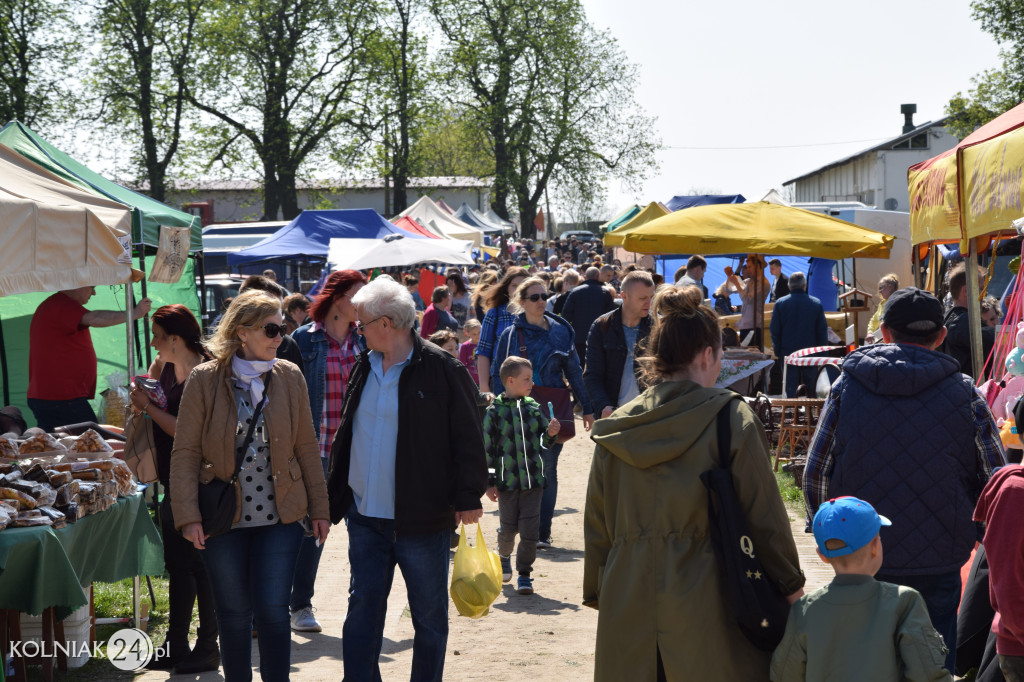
left=449, top=522, right=502, bottom=618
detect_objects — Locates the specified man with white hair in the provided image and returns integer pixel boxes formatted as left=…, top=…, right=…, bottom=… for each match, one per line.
left=327, top=275, right=487, bottom=681
left=769, top=271, right=829, bottom=396
left=562, top=266, right=616, bottom=362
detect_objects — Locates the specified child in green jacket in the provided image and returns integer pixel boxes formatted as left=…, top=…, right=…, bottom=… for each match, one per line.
left=771, top=497, right=951, bottom=682
left=484, top=356, right=560, bottom=596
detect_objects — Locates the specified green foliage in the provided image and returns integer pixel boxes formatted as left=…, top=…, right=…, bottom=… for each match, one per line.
left=431, top=0, right=659, bottom=237
left=412, top=106, right=495, bottom=178
left=0, top=0, right=79, bottom=129
left=186, top=0, right=383, bottom=219
left=947, top=0, right=1024, bottom=138
left=774, top=470, right=803, bottom=506
left=89, top=0, right=203, bottom=202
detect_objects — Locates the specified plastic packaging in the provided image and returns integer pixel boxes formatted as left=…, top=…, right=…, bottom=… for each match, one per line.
left=449, top=522, right=503, bottom=619
left=68, top=429, right=114, bottom=455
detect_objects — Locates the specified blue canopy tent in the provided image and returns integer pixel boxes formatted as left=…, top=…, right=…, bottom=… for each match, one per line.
left=227, top=209, right=423, bottom=265
left=453, top=203, right=507, bottom=235
left=664, top=194, right=745, bottom=212
left=654, top=255, right=838, bottom=309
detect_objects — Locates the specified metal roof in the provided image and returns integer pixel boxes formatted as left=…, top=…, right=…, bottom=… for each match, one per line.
left=782, top=117, right=951, bottom=187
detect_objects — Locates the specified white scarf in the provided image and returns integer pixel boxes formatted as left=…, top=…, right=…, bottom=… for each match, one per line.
left=231, top=355, right=277, bottom=406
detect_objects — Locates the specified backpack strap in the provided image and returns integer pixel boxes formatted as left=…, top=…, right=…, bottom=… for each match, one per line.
left=715, top=399, right=737, bottom=470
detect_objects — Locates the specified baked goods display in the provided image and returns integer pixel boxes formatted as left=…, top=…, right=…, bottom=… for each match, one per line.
left=68, top=430, right=113, bottom=455
left=0, top=451, right=139, bottom=530
left=19, top=433, right=65, bottom=455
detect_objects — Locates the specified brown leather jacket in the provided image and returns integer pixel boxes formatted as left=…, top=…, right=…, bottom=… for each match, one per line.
left=170, top=359, right=328, bottom=530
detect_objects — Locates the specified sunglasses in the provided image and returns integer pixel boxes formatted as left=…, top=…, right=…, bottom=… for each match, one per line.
left=256, top=323, right=288, bottom=339
left=525, top=292, right=552, bottom=302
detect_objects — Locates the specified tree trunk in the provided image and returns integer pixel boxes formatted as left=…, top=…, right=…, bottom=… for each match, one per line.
left=280, top=167, right=300, bottom=220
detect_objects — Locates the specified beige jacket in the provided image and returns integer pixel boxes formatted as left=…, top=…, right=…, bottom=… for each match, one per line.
left=170, top=359, right=329, bottom=530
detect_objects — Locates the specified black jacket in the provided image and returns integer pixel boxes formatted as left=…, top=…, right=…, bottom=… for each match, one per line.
left=941, top=306, right=995, bottom=379
left=277, top=333, right=304, bottom=374
left=771, top=275, right=790, bottom=303
left=562, top=280, right=616, bottom=350
left=583, top=308, right=652, bottom=412
left=326, top=333, right=487, bottom=534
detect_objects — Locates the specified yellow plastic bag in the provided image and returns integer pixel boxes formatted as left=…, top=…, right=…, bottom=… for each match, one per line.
left=449, top=522, right=502, bottom=618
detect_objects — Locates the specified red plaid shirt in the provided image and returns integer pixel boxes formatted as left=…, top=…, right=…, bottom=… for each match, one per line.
left=319, top=322, right=360, bottom=458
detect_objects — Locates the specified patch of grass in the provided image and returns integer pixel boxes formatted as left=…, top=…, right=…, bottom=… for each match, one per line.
left=774, top=470, right=803, bottom=506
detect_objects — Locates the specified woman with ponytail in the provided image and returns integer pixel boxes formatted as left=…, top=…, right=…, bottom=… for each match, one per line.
left=583, top=285, right=805, bottom=681
left=128, top=304, right=220, bottom=673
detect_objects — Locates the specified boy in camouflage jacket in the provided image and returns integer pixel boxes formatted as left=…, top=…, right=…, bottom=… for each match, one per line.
left=484, top=356, right=560, bottom=595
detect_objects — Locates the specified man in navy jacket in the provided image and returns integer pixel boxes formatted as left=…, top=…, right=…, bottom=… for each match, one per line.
left=769, top=271, right=828, bottom=397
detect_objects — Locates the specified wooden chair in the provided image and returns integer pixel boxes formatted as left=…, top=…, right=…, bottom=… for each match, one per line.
left=772, top=398, right=825, bottom=472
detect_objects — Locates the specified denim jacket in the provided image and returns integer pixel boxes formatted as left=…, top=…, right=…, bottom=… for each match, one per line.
left=490, top=313, right=593, bottom=414
left=292, top=321, right=366, bottom=439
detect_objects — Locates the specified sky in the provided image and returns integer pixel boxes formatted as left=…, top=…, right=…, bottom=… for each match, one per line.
left=576, top=0, right=1004, bottom=216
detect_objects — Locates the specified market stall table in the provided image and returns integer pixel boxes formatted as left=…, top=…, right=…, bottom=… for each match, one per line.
left=0, top=493, right=163, bottom=680
left=781, top=345, right=844, bottom=398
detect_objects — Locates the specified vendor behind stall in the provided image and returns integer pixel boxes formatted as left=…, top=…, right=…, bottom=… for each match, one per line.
left=27, top=286, right=152, bottom=432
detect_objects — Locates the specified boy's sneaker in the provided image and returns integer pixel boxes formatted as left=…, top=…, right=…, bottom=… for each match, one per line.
left=517, top=575, right=534, bottom=595
left=500, top=555, right=512, bottom=583
left=536, top=537, right=552, bottom=549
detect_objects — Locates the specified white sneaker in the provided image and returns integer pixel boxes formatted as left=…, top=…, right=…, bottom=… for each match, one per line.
left=290, top=606, right=322, bottom=633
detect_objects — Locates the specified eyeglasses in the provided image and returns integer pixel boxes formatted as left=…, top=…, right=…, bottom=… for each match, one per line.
left=525, top=292, right=552, bottom=302
left=254, top=323, right=288, bottom=338
left=355, top=316, right=385, bottom=332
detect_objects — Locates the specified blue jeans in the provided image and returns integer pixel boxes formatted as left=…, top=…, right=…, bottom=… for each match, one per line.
left=539, top=442, right=563, bottom=541
left=27, top=397, right=96, bottom=433
left=290, top=458, right=328, bottom=611
left=202, top=522, right=303, bottom=682
left=343, top=503, right=450, bottom=682
left=876, top=569, right=961, bottom=674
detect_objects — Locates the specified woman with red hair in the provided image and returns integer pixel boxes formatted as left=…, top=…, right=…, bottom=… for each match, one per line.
left=288, top=269, right=366, bottom=632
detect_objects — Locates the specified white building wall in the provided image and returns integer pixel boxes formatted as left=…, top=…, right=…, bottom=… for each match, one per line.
left=788, top=126, right=960, bottom=210
left=164, top=185, right=490, bottom=222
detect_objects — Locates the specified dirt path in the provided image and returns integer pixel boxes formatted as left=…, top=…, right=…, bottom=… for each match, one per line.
left=138, top=418, right=823, bottom=681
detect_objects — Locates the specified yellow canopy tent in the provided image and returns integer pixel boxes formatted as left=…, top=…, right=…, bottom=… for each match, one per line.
left=602, top=202, right=670, bottom=247
left=621, top=201, right=894, bottom=258
left=907, top=100, right=1024, bottom=379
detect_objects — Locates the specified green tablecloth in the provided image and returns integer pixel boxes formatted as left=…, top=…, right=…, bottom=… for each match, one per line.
left=0, top=494, right=164, bottom=619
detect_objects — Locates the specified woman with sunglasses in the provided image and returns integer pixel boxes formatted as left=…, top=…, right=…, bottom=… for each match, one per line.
left=489, top=276, right=594, bottom=550
left=171, top=290, right=329, bottom=682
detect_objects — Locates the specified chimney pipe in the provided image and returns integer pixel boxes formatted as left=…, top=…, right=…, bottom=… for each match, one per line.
left=901, top=103, right=917, bottom=134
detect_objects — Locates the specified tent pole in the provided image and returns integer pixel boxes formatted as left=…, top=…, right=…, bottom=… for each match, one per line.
left=0, top=315, right=8, bottom=406
left=197, top=252, right=209, bottom=333
left=965, top=241, right=985, bottom=380
left=126, top=286, right=136, bottom=385
left=137, top=246, right=151, bottom=369
left=912, top=245, right=922, bottom=289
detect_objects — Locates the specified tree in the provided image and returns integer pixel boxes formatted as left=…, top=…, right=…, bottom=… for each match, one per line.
left=373, top=0, right=428, bottom=215
left=0, top=0, right=79, bottom=129
left=185, top=0, right=381, bottom=220
left=431, top=0, right=659, bottom=239
left=412, top=106, right=494, bottom=177
left=91, top=0, right=203, bottom=203
left=946, top=0, right=1024, bottom=138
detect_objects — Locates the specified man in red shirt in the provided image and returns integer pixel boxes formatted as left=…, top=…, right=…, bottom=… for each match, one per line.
left=27, top=286, right=151, bottom=431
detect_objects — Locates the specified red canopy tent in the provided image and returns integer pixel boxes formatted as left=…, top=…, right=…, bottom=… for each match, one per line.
left=393, top=215, right=440, bottom=239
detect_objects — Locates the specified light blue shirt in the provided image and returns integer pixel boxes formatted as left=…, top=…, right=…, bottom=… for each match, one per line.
left=349, top=348, right=413, bottom=519
left=618, top=324, right=641, bottom=406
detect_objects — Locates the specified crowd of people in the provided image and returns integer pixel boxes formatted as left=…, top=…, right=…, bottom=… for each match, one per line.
left=19, top=231, right=1024, bottom=682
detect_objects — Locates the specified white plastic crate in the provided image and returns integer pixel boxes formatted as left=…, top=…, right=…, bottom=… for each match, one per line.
left=18, top=587, right=93, bottom=669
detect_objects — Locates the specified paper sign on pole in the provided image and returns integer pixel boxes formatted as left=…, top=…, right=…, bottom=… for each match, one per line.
left=149, top=225, right=190, bottom=283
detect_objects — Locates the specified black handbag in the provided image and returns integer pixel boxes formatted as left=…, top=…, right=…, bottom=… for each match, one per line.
left=699, top=401, right=791, bottom=651
left=197, top=373, right=271, bottom=538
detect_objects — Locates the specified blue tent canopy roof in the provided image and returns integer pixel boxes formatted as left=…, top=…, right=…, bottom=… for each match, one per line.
left=664, top=194, right=746, bottom=212
left=228, top=209, right=422, bottom=265
left=453, top=203, right=506, bottom=234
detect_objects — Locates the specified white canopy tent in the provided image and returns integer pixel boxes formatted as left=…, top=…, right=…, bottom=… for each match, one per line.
left=399, top=196, right=484, bottom=246
left=0, top=143, right=134, bottom=296
left=327, top=234, right=474, bottom=271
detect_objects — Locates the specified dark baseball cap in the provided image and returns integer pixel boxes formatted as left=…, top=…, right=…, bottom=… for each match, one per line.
left=881, top=287, right=944, bottom=337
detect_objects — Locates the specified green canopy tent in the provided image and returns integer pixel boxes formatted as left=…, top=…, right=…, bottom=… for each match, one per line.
left=0, top=123, right=203, bottom=422
left=0, top=122, right=202, bottom=252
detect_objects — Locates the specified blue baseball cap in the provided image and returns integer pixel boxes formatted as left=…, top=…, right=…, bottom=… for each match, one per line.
left=813, top=497, right=891, bottom=558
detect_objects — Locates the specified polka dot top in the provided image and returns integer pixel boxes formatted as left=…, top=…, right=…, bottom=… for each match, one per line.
left=231, top=383, right=280, bottom=529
